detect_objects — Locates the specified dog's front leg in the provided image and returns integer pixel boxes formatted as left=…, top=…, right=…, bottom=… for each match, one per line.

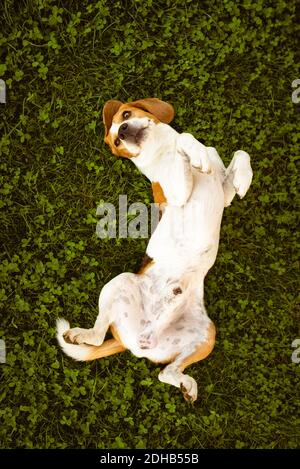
left=177, top=133, right=211, bottom=174
left=159, top=147, right=194, bottom=207
left=223, top=150, right=253, bottom=206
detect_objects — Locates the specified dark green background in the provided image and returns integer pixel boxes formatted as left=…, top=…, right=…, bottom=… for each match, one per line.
left=0, top=0, right=299, bottom=448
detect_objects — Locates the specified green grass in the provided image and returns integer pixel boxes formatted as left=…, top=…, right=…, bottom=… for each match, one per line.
left=0, top=0, right=299, bottom=449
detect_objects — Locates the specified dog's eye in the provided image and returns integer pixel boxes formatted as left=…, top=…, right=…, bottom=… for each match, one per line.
left=122, top=111, right=131, bottom=119
left=115, top=138, right=121, bottom=147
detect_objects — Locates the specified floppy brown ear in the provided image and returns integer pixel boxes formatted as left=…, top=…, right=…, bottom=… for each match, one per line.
left=129, top=98, right=174, bottom=124
left=103, top=100, right=123, bottom=136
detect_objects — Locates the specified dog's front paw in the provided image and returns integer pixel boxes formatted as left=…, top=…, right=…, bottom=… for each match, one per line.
left=138, top=327, right=158, bottom=349
left=232, top=150, right=253, bottom=198
left=178, top=133, right=211, bottom=174
left=190, top=150, right=211, bottom=174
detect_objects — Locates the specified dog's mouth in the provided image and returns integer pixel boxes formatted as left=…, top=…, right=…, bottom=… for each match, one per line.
left=135, top=126, right=149, bottom=145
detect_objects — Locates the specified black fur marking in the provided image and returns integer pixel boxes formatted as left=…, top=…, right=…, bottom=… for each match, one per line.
left=137, top=254, right=153, bottom=273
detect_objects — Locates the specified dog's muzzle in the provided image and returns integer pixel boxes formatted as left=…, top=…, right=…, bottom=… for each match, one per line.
left=118, top=122, right=148, bottom=145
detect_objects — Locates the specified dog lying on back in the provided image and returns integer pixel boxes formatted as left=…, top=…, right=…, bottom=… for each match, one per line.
left=57, top=98, right=253, bottom=402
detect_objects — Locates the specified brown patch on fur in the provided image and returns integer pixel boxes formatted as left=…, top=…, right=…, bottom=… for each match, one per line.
left=112, top=104, right=161, bottom=126
left=151, top=323, right=215, bottom=366
left=103, top=100, right=123, bottom=136
left=110, top=323, right=122, bottom=343
left=137, top=255, right=155, bottom=275
left=85, top=338, right=126, bottom=361
left=179, top=322, right=216, bottom=371
left=137, top=254, right=153, bottom=274
left=129, top=98, right=174, bottom=124
left=152, top=182, right=167, bottom=204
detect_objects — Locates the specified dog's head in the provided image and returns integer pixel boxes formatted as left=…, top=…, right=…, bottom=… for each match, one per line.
left=102, top=98, right=174, bottom=158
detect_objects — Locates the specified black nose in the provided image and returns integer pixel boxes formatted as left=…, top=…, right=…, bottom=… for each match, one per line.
left=118, top=123, right=128, bottom=140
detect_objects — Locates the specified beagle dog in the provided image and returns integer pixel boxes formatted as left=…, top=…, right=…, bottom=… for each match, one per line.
left=57, top=98, right=253, bottom=402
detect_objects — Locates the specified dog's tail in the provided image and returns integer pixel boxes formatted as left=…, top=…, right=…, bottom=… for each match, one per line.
left=56, top=318, right=126, bottom=362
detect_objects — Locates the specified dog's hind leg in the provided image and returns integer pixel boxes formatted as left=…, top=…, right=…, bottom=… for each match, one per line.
left=63, top=272, right=138, bottom=346
left=158, top=321, right=215, bottom=402
left=223, top=150, right=253, bottom=207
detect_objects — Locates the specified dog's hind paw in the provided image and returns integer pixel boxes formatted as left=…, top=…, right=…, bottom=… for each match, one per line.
left=63, top=327, right=104, bottom=346
left=180, top=376, right=198, bottom=403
